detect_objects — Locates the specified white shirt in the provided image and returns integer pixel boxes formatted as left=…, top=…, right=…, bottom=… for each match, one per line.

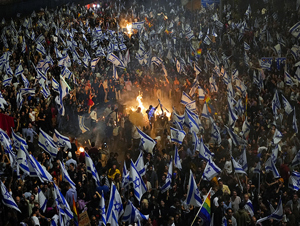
left=29, top=111, right=36, bottom=122
left=31, top=216, right=40, bottom=226
left=90, top=110, right=97, bottom=120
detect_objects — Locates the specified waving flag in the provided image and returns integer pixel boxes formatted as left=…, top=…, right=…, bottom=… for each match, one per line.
left=239, top=148, right=248, bottom=171
left=209, top=76, right=218, bottom=92
left=289, top=171, right=300, bottom=191
left=21, top=74, right=29, bottom=88
left=265, top=157, right=280, bottom=178
left=186, top=170, right=202, bottom=207
left=161, top=157, right=173, bottom=193
left=203, top=35, right=211, bottom=45
left=137, top=127, right=156, bottom=154
left=107, top=53, right=125, bottom=69
left=272, top=128, right=283, bottom=145
left=0, top=181, right=21, bottom=212
left=78, top=116, right=89, bottom=133
left=122, top=161, right=129, bottom=189
left=281, top=95, right=293, bottom=115
left=231, top=157, right=247, bottom=174
left=285, top=71, right=294, bottom=86
left=198, top=136, right=213, bottom=161
left=194, top=63, right=202, bottom=75
left=201, top=102, right=210, bottom=118
left=172, top=108, right=185, bottom=127
left=225, top=126, right=239, bottom=146
left=53, top=129, right=71, bottom=150
left=60, top=162, right=76, bottom=190
left=38, top=187, right=48, bottom=212
left=38, top=128, right=58, bottom=158
left=289, top=22, right=300, bottom=39
left=53, top=183, right=73, bottom=221
left=36, top=43, right=46, bottom=55
left=16, top=145, right=30, bottom=175
left=135, top=151, right=146, bottom=176
left=174, top=146, right=182, bottom=170
left=257, top=198, right=283, bottom=224
left=106, top=182, right=124, bottom=226
left=99, top=191, right=106, bottom=225
left=29, top=155, right=53, bottom=182
left=85, top=152, right=101, bottom=186
left=228, top=103, right=238, bottom=128
left=51, top=78, right=59, bottom=92
left=170, top=127, right=186, bottom=144
left=211, top=119, right=221, bottom=145
left=3, top=77, right=13, bottom=87
left=198, top=86, right=205, bottom=100
left=203, top=157, right=221, bottom=181
left=123, top=200, right=149, bottom=225
left=293, top=107, right=298, bottom=134
left=241, top=117, right=250, bottom=139
left=272, top=90, right=281, bottom=115
left=185, top=108, right=200, bottom=134
left=0, top=91, right=7, bottom=110
left=189, top=79, right=199, bottom=98
left=245, top=200, right=254, bottom=217
left=132, top=21, right=144, bottom=30
left=15, top=63, right=23, bottom=77
left=129, top=160, right=147, bottom=202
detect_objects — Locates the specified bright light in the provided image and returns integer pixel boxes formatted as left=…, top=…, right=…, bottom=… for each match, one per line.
left=79, top=147, right=84, bottom=153
left=126, top=23, right=132, bottom=36
left=97, top=4, right=100, bottom=8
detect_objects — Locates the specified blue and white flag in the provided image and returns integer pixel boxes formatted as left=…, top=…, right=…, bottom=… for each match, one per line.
left=122, top=161, right=129, bottom=189
left=107, top=53, right=125, bottom=69
left=241, top=117, right=250, bottom=139
left=202, top=157, right=221, bottom=181
left=106, top=182, right=124, bottom=226
left=281, top=94, right=293, bottom=115
left=232, top=69, right=239, bottom=80
left=129, top=160, right=147, bottom=202
left=135, top=151, right=146, bottom=176
left=271, top=145, right=279, bottom=163
left=151, top=56, right=163, bottom=66
left=12, top=129, right=27, bottom=150
left=0, top=91, right=7, bottom=110
left=209, top=76, right=218, bottom=92
left=161, top=157, right=173, bottom=193
left=256, top=198, right=283, bottom=224
left=3, top=77, right=13, bottom=87
left=198, top=136, right=213, bottom=161
left=226, top=126, right=239, bottom=146
left=244, top=200, right=254, bottom=217
left=52, top=78, right=59, bottom=93
left=231, top=156, right=247, bottom=174
left=60, top=162, right=76, bottom=190
left=272, top=90, right=281, bottom=115
left=38, top=128, right=58, bottom=158
left=272, top=128, right=283, bottom=145
left=201, top=102, right=210, bottom=119
left=293, top=107, right=298, bottom=134
left=239, top=148, right=248, bottom=171
left=285, top=71, right=294, bottom=86
left=36, top=43, right=46, bottom=55
left=265, top=157, right=280, bottom=178
left=137, top=127, right=156, bottom=154
left=186, top=170, right=202, bottom=207
left=21, top=74, right=29, bottom=88
left=203, top=35, right=211, bottom=45
left=53, top=183, right=73, bottom=221
left=289, top=171, right=300, bottom=191
left=185, top=108, right=200, bottom=134
left=123, top=200, right=149, bottom=225
left=189, top=79, right=199, bottom=98
left=170, top=127, right=186, bottom=144
left=172, top=108, right=185, bottom=126
left=113, top=64, right=119, bottom=80
left=15, top=63, right=23, bottom=77
left=244, top=41, right=250, bottom=51
left=174, top=146, right=182, bottom=170
left=289, top=22, right=300, bottom=39
left=38, top=187, right=47, bottom=212
left=211, top=119, right=221, bottom=145
left=16, top=145, right=30, bottom=175
left=91, top=58, right=99, bottom=71
left=228, top=103, right=238, bottom=128
left=132, top=21, right=144, bottom=30
left=100, top=191, right=106, bottom=225
left=28, top=154, right=53, bottom=182
left=78, top=116, right=89, bottom=133
left=198, top=86, right=205, bottom=100
left=291, top=150, right=300, bottom=167
left=194, top=63, right=202, bottom=75
left=0, top=181, right=21, bottom=212
left=53, top=129, right=71, bottom=150
left=20, top=88, right=35, bottom=96
left=85, top=152, right=101, bottom=186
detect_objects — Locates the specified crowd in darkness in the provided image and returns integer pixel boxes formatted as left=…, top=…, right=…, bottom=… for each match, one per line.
left=1, top=0, right=300, bottom=225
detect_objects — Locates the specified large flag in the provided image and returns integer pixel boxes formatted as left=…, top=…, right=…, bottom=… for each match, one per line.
left=0, top=181, right=21, bottom=212
left=203, top=157, right=221, bottom=181
left=123, top=200, right=149, bottom=225
left=293, top=107, right=298, bottom=134
left=198, top=136, right=214, bottom=161
left=60, top=162, right=76, bottom=189
left=289, top=22, right=300, bottom=39
left=185, top=108, right=200, bottom=134
left=106, top=182, right=124, bottom=226
left=38, top=187, right=48, bottom=212
left=231, top=157, right=247, bottom=174
left=53, top=129, right=71, bottom=150
left=107, top=53, right=125, bottom=69
left=85, top=152, right=101, bottom=186
left=161, top=157, right=173, bottom=193
left=100, top=191, right=106, bottom=225
left=256, top=198, right=283, bottom=224
left=136, top=127, right=156, bottom=154
left=185, top=170, right=202, bottom=207
left=272, top=128, right=283, bottom=145
left=174, top=146, right=182, bottom=170
left=38, top=128, right=59, bottom=159
left=170, top=127, right=186, bottom=144
left=281, top=95, right=293, bottom=115
left=129, top=160, right=147, bottom=202
left=225, top=126, right=239, bottom=146
left=265, top=157, right=280, bottom=178
left=135, top=151, right=146, bottom=176
left=53, top=183, right=73, bottom=221
left=289, top=171, right=300, bottom=191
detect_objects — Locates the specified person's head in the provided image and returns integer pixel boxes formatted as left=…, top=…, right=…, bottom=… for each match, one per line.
left=69, top=163, right=75, bottom=170
left=32, top=206, right=39, bottom=216
left=218, top=178, right=223, bottom=186
left=232, top=190, right=237, bottom=198
left=226, top=208, right=233, bottom=218
left=244, top=193, right=249, bottom=202
left=293, top=193, right=299, bottom=202
left=91, top=142, right=95, bottom=147
left=15, top=196, right=21, bottom=205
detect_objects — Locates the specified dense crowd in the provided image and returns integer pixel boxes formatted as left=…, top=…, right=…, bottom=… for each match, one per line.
left=1, top=0, right=300, bottom=225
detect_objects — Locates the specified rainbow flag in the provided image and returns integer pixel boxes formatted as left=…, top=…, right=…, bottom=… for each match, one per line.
left=199, top=191, right=211, bottom=225
left=73, top=195, right=79, bottom=226
left=196, top=48, right=202, bottom=56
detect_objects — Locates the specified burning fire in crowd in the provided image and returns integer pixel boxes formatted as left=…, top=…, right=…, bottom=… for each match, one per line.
left=126, top=23, right=132, bottom=36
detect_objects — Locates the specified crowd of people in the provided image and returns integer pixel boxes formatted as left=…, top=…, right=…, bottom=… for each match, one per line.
left=1, top=0, right=300, bottom=225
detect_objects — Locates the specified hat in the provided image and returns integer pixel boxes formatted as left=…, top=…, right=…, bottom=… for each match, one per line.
left=68, top=152, right=72, bottom=158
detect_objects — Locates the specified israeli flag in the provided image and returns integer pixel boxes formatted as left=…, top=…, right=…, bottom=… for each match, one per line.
left=0, top=91, right=7, bottom=110
left=259, top=59, right=271, bottom=70
left=85, top=152, right=101, bottom=186
left=198, top=86, right=205, bottom=100
left=21, top=38, right=26, bottom=53
left=244, top=200, right=254, bottom=217
left=209, top=76, right=218, bottom=92
left=228, top=103, right=238, bottom=128
left=20, top=88, right=35, bottom=96
left=161, top=157, right=173, bottom=193
left=53, top=183, right=73, bottom=220
left=265, top=157, right=280, bottom=178
left=91, top=58, right=99, bottom=71
left=16, top=145, right=30, bottom=175
left=289, top=171, right=300, bottom=191
left=0, top=181, right=21, bottom=212
left=281, top=94, right=293, bottom=115
left=61, top=67, right=72, bottom=80
left=135, top=151, right=146, bottom=176
left=198, top=136, right=213, bottom=161
left=113, top=64, right=119, bottom=80
left=272, top=128, right=283, bottom=145
left=194, top=63, right=202, bottom=75
left=137, top=127, right=156, bottom=154
left=289, top=21, right=300, bottom=39
left=244, top=41, right=250, bottom=51
left=52, top=78, right=59, bottom=93
left=201, top=102, right=210, bottom=118
left=15, top=63, right=23, bottom=77
left=132, top=21, right=144, bottom=30
left=78, top=115, right=89, bottom=133
left=231, top=156, right=247, bottom=174
left=38, top=187, right=48, bottom=212
left=241, top=117, right=251, bottom=139
left=129, top=160, right=147, bottom=202
left=36, top=43, right=46, bottom=55
left=211, top=119, right=221, bottom=145
left=293, top=107, right=298, bottom=134
left=172, top=109, right=185, bottom=129
left=285, top=71, right=294, bottom=86
left=189, top=79, right=199, bottom=98
left=28, top=154, right=53, bottom=182
left=239, top=148, right=248, bottom=171
left=292, top=150, right=300, bottom=167
left=38, top=128, right=58, bottom=159
left=185, top=108, right=200, bottom=134
left=100, top=191, right=106, bottom=225
left=122, top=161, right=130, bottom=189
left=21, top=73, right=29, bottom=88
left=226, top=126, right=239, bottom=146
left=151, top=56, right=163, bottom=66
left=107, top=53, right=125, bottom=69
left=203, top=157, right=221, bottom=181
left=174, top=146, right=182, bottom=170
left=12, top=129, right=28, bottom=150
left=257, top=198, right=283, bottom=224
left=203, top=35, right=211, bottom=45
left=3, top=77, right=13, bottom=87
left=170, top=127, right=186, bottom=144
left=272, top=90, right=281, bottom=115
left=123, top=200, right=149, bottom=225
left=60, top=162, right=76, bottom=190
left=180, top=91, right=193, bottom=106
left=185, top=170, right=202, bottom=207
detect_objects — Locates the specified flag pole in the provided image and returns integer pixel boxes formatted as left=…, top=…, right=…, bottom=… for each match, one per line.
left=190, top=187, right=212, bottom=226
